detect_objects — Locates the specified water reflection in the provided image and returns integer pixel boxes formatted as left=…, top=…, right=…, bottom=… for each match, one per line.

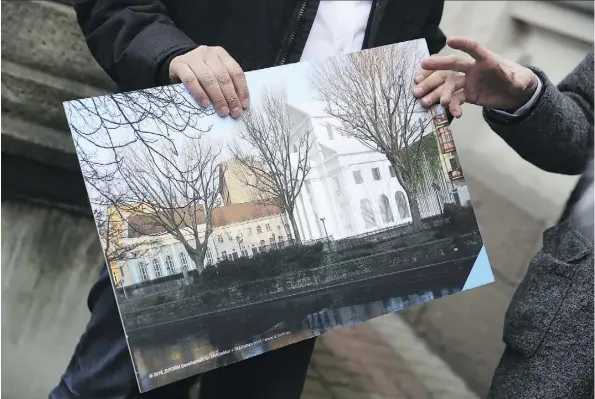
left=133, top=285, right=461, bottom=392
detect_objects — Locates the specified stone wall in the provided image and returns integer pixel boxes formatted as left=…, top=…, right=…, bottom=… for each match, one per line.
left=2, top=1, right=113, bottom=209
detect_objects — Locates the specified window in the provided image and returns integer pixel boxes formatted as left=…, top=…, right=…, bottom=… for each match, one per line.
left=260, top=239, right=266, bottom=247
left=248, top=228, right=253, bottom=236
left=152, top=258, right=163, bottom=278
left=372, top=167, right=381, bottom=181
left=326, top=124, right=334, bottom=140
left=139, top=261, right=149, bottom=281
left=217, top=234, right=224, bottom=243
left=270, top=237, right=276, bottom=244
left=277, top=224, right=281, bottom=231
left=278, top=236, right=284, bottom=248
left=395, top=191, right=411, bottom=219
left=165, top=255, right=176, bottom=275
left=179, top=252, right=189, bottom=272
left=232, top=249, right=239, bottom=259
left=221, top=250, right=227, bottom=260
left=353, top=170, right=363, bottom=184
left=227, top=232, right=233, bottom=241
left=379, top=194, right=394, bottom=224
left=287, top=232, right=293, bottom=241
left=241, top=249, right=249, bottom=257
left=360, top=198, right=376, bottom=229
left=265, top=224, right=271, bottom=232
left=252, top=247, right=258, bottom=255
left=257, top=225, right=262, bottom=234
left=206, top=248, right=213, bottom=265
left=389, top=166, right=396, bottom=178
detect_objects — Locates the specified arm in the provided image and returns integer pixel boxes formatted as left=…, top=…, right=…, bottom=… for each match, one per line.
left=483, top=51, right=594, bottom=176
left=74, top=0, right=197, bottom=90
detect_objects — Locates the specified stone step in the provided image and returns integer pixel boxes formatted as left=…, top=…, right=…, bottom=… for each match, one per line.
left=1, top=0, right=116, bottom=90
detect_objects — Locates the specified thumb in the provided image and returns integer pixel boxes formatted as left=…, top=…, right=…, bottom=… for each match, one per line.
left=447, top=37, right=491, bottom=62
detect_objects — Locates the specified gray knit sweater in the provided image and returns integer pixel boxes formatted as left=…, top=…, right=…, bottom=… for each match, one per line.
left=485, top=51, right=594, bottom=399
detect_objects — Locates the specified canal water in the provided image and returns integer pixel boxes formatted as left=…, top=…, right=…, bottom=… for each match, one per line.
left=129, top=258, right=472, bottom=392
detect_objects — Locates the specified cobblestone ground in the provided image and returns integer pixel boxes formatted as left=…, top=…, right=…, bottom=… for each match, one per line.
left=302, top=322, right=432, bottom=399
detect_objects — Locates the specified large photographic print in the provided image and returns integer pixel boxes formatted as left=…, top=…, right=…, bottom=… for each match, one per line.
left=65, top=39, right=491, bottom=392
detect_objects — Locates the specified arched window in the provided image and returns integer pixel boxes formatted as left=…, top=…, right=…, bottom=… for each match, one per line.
left=179, top=252, right=189, bottom=272
left=379, top=194, right=394, bottom=224
left=152, top=258, right=163, bottom=277
left=138, top=261, right=149, bottom=281
left=395, top=191, right=411, bottom=219
left=256, top=225, right=262, bottom=234
left=165, top=255, right=176, bottom=275
left=360, top=198, right=376, bottom=229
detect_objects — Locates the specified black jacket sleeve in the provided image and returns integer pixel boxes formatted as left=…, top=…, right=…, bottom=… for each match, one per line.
left=74, top=0, right=198, bottom=90
left=483, top=51, right=594, bottom=176
left=423, top=0, right=447, bottom=56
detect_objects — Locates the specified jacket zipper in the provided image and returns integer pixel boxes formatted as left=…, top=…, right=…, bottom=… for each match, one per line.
left=279, top=0, right=309, bottom=65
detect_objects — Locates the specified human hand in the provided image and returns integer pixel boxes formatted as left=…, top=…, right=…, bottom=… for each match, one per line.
left=169, top=46, right=249, bottom=118
left=413, top=37, right=538, bottom=118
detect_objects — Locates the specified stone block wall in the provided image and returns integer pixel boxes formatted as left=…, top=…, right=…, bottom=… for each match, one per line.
left=2, top=1, right=114, bottom=209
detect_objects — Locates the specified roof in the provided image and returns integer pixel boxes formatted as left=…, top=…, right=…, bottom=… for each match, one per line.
left=287, top=100, right=329, bottom=118
left=127, top=198, right=284, bottom=237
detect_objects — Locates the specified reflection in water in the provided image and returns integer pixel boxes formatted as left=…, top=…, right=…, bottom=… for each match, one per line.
left=133, top=286, right=461, bottom=391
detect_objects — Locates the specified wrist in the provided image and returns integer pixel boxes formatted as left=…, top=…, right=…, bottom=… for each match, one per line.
left=503, top=69, right=539, bottom=113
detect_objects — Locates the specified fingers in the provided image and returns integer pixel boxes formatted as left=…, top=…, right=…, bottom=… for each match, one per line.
left=168, top=46, right=250, bottom=118
left=421, top=55, right=474, bottom=73
left=413, top=70, right=448, bottom=100
left=414, top=68, right=433, bottom=84
left=204, top=51, right=242, bottom=118
left=448, top=90, right=467, bottom=119
left=446, top=37, right=491, bottom=61
left=216, top=47, right=250, bottom=109
left=440, top=74, right=466, bottom=107
left=170, top=63, right=210, bottom=107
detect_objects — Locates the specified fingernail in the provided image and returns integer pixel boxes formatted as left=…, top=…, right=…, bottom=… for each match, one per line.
left=242, top=98, right=250, bottom=109
left=200, top=99, right=210, bottom=107
left=422, top=98, right=430, bottom=106
left=414, top=75, right=422, bottom=83
left=413, top=87, right=422, bottom=96
left=231, top=107, right=242, bottom=118
left=219, top=106, right=230, bottom=116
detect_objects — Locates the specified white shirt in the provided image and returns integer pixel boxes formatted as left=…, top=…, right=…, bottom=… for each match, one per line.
left=300, top=1, right=373, bottom=62
left=300, top=1, right=541, bottom=116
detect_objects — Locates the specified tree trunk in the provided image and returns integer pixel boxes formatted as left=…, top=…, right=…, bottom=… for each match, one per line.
left=408, top=195, right=423, bottom=231
left=189, top=253, right=205, bottom=273
left=287, top=211, right=302, bottom=245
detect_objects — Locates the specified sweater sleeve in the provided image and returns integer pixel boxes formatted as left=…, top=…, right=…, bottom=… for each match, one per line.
left=483, top=51, right=594, bottom=176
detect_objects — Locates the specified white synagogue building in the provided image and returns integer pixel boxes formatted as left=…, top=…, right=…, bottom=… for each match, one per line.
left=287, top=101, right=438, bottom=242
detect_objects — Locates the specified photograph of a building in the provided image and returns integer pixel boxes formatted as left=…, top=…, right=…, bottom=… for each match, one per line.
left=65, top=39, right=489, bottom=392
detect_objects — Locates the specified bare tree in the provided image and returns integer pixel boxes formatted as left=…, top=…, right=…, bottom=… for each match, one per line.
left=116, top=137, right=224, bottom=273
left=229, top=87, right=312, bottom=244
left=66, top=85, right=215, bottom=207
left=311, top=42, right=431, bottom=230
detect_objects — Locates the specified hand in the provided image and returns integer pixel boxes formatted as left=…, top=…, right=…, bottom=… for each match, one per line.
left=169, top=46, right=249, bottom=118
left=413, top=37, right=538, bottom=118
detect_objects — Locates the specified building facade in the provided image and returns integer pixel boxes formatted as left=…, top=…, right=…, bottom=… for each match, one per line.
left=287, top=102, right=452, bottom=242
left=113, top=200, right=289, bottom=288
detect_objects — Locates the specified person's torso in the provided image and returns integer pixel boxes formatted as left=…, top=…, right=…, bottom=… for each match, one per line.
left=162, top=0, right=443, bottom=72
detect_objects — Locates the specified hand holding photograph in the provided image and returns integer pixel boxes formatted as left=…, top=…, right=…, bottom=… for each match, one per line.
left=64, top=38, right=494, bottom=392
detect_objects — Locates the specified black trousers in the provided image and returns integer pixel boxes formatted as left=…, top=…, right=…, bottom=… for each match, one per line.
left=50, top=266, right=315, bottom=398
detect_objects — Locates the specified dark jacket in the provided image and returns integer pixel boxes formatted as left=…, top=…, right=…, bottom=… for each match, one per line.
left=485, top=51, right=594, bottom=399
left=73, top=0, right=446, bottom=91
